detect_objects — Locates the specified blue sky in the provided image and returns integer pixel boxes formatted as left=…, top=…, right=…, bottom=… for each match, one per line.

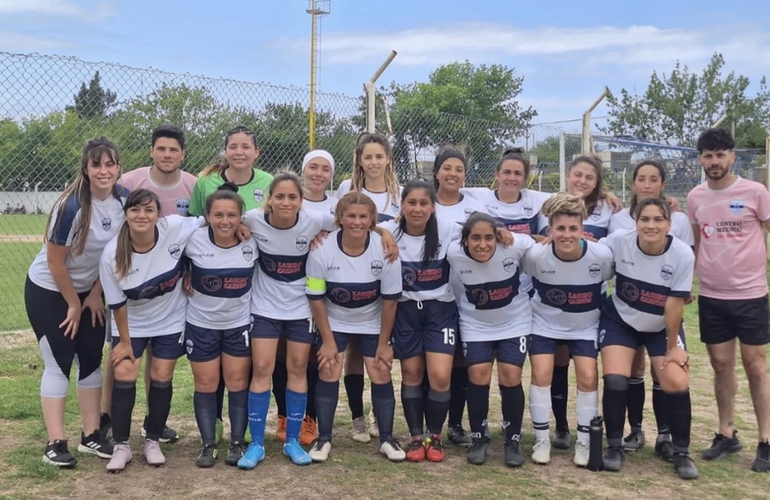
left=1, top=0, right=769, bottom=125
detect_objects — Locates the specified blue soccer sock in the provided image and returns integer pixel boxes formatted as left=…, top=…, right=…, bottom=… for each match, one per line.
left=285, top=389, right=307, bottom=442
left=247, top=390, right=271, bottom=447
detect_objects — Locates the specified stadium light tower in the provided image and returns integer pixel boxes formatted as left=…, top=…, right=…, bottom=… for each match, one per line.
left=307, top=0, right=330, bottom=150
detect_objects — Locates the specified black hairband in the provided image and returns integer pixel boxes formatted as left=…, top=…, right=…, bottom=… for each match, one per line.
left=434, top=150, right=467, bottom=171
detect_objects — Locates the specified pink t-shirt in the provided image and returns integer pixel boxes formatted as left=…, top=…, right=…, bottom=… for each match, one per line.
left=687, top=176, right=770, bottom=300
left=119, top=167, right=197, bottom=217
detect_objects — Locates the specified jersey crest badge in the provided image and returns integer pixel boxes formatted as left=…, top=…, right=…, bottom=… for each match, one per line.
left=242, top=247, right=254, bottom=261
left=370, top=260, right=383, bottom=276
left=254, top=189, right=264, bottom=203
left=296, top=236, right=308, bottom=251
left=729, top=199, right=745, bottom=215
left=176, top=198, right=190, bottom=216
left=168, top=244, right=182, bottom=260
left=101, top=218, right=112, bottom=231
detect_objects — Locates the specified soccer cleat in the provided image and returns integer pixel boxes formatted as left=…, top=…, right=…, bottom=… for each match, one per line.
left=531, top=438, right=551, bottom=465
left=622, top=429, right=645, bottom=452
left=752, top=442, right=770, bottom=472
left=225, top=441, right=246, bottom=466
left=573, top=440, right=590, bottom=467
left=505, top=440, right=525, bottom=468
left=275, top=415, right=287, bottom=442
left=215, top=418, right=224, bottom=445
left=379, top=437, right=406, bottom=462
left=309, top=438, right=332, bottom=462
left=106, top=443, right=132, bottom=473
left=447, top=425, right=472, bottom=447
left=552, top=427, right=571, bottom=450
left=78, top=430, right=113, bottom=459
left=673, top=452, right=699, bottom=480
left=284, top=438, right=312, bottom=466
left=352, top=416, right=371, bottom=443
left=603, top=446, right=625, bottom=472
left=425, top=435, right=445, bottom=463
left=369, top=410, right=380, bottom=438
left=299, top=416, right=318, bottom=446
left=196, top=443, right=217, bottom=468
left=702, top=432, right=743, bottom=460
left=141, top=416, right=179, bottom=444
left=99, top=413, right=112, bottom=442
left=237, top=443, right=266, bottom=469
left=467, top=440, right=488, bottom=465
left=654, top=435, right=675, bottom=462
left=43, top=440, right=77, bottom=468
left=143, top=439, right=166, bottom=466
left=406, top=437, right=426, bottom=463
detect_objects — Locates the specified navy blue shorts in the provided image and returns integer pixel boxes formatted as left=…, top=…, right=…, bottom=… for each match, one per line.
left=250, top=314, right=313, bottom=344
left=463, top=336, right=530, bottom=367
left=598, top=312, right=686, bottom=358
left=111, top=332, right=184, bottom=361
left=529, top=334, right=598, bottom=359
left=392, top=300, right=458, bottom=359
left=316, top=332, right=381, bottom=358
left=184, top=322, right=252, bottom=362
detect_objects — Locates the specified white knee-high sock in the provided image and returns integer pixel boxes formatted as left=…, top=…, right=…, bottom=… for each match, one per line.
left=576, top=390, right=598, bottom=444
left=529, top=385, right=551, bottom=441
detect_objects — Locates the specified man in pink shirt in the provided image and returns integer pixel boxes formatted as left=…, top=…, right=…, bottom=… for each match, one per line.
left=688, top=128, right=770, bottom=472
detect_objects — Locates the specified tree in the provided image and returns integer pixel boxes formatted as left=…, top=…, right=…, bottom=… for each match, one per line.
left=66, top=71, right=117, bottom=120
left=602, top=53, right=770, bottom=150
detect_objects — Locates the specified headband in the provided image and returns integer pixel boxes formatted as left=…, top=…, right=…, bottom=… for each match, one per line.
left=433, top=149, right=467, bottom=172
left=302, top=150, right=335, bottom=173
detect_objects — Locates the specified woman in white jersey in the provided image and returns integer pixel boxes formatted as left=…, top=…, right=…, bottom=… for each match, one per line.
left=25, top=137, right=127, bottom=467
left=380, top=180, right=458, bottom=463
left=521, top=193, right=613, bottom=467
left=305, top=192, right=406, bottom=463
left=184, top=183, right=256, bottom=468
left=446, top=212, right=534, bottom=468
left=607, top=159, right=693, bottom=459
left=99, top=189, right=207, bottom=472
left=598, top=198, right=697, bottom=480
left=335, top=134, right=403, bottom=442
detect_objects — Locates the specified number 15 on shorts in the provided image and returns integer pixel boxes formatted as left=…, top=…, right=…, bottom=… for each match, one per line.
left=442, top=328, right=456, bottom=346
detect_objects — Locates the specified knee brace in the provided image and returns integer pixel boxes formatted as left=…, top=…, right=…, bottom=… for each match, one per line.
left=603, top=374, right=629, bottom=392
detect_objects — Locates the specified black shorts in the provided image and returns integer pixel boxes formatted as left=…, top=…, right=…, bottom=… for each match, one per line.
left=184, top=322, right=252, bottom=362
left=698, top=295, right=770, bottom=346
left=463, top=336, right=530, bottom=367
left=315, top=332, right=381, bottom=358
left=111, top=332, right=185, bottom=360
left=392, top=300, right=458, bottom=359
left=529, top=334, right=598, bottom=359
left=598, top=311, right=686, bottom=358
left=250, top=314, right=314, bottom=344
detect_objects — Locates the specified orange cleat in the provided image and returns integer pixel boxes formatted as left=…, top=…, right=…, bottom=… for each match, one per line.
left=425, top=435, right=445, bottom=463
left=299, top=416, right=318, bottom=446
left=276, top=415, right=287, bottom=442
left=406, top=437, right=426, bottom=463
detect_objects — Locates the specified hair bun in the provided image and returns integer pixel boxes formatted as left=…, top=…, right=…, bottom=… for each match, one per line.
left=504, top=147, right=525, bottom=155
left=218, top=181, right=239, bottom=193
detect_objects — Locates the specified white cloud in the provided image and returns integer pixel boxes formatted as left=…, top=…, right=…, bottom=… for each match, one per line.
left=0, top=0, right=116, bottom=21
left=0, top=31, right=74, bottom=52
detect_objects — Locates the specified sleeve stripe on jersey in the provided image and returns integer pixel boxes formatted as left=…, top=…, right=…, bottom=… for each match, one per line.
left=306, top=276, right=326, bottom=293
left=51, top=197, right=80, bottom=245
left=307, top=293, right=325, bottom=301
left=669, top=290, right=691, bottom=298
left=109, top=300, right=127, bottom=310
left=381, top=292, right=402, bottom=301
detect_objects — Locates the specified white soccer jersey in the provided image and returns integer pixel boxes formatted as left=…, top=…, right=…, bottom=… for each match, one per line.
left=100, top=215, right=204, bottom=338
left=184, top=227, right=258, bottom=329
left=602, top=229, right=694, bottom=333
left=28, top=187, right=130, bottom=294
left=335, top=179, right=402, bottom=222
left=306, top=230, right=402, bottom=335
left=521, top=241, right=614, bottom=341
left=462, top=187, right=550, bottom=236
left=243, top=208, right=336, bottom=320
left=435, top=194, right=486, bottom=240
left=304, top=195, right=338, bottom=217
left=539, top=200, right=614, bottom=241
left=379, top=219, right=456, bottom=303
left=446, top=235, right=535, bottom=342
left=608, top=208, right=694, bottom=246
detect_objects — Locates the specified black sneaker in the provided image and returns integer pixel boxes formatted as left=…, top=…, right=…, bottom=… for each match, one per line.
left=622, top=429, right=645, bottom=452
left=196, top=443, right=218, bottom=468
left=752, top=441, right=770, bottom=472
left=673, top=452, right=699, bottom=480
left=142, top=416, right=180, bottom=444
left=552, top=427, right=571, bottom=450
left=77, top=430, right=114, bottom=459
left=504, top=440, right=524, bottom=468
left=602, top=446, right=624, bottom=472
left=99, top=413, right=112, bottom=442
left=43, top=440, right=77, bottom=468
left=654, top=435, right=675, bottom=462
left=447, top=425, right=472, bottom=447
left=702, top=432, right=743, bottom=460
left=467, top=440, right=488, bottom=465
left=225, top=441, right=246, bottom=467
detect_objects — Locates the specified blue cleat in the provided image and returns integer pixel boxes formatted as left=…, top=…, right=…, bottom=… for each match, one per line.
left=283, top=439, right=312, bottom=466
left=237, top=443, right=265, bottom=470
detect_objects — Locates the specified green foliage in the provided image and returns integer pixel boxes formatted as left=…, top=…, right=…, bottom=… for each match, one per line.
left=65, top=71, right=116, bottom=120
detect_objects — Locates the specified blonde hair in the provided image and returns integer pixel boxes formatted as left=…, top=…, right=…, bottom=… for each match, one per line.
left=352, top=133, right=399, bottom=206
left=334, top=191, right=377, bottom=231
left=541, top=192, right=587, bottom=228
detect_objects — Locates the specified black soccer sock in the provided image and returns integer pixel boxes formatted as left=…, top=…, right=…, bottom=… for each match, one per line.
left=344, top=374, right=365, bottom=420
left=501, top=384, right=525, bottom=444
left=448, top=367, right=468, bottom=427
left=666, top=390, right=692, bottom=452
left=652, top=382, right=670, bottom=435
left=603, top=375, right=629, bottom=447
left=146, top=379, right=173, bottom=442
left=228, top=389, right=248, bottom=442
left=626, top=377, right=645, bottom=431
left=426, top=389, right=451, bottom=436
left=316, top=379, right=339, bottom=442
left=215, top=369, right=225, bottom=421
left=401, top=383, right=425, bottom=438
left=371, top=382, right=395, bottom=443
left=272, top=361, right=288, bottom=417
left=551, top=364, right=570, bottom=430
left=422, top=371, right=431, bottom=428
left=194, top=391, right=217, bottom=445
left=306, top=366, right=319, bottom=420
left=467, top=382, right=490, bottom=442
left=111, top=380, right=136, bottom=443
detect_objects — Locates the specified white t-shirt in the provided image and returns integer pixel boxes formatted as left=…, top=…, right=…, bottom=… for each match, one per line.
left=184, top=227, right=258, bottom=330
left=306, top=230, right=402, bottom=335
left=28, top=187, right=130, bottom=293
left=608, top=207, right=694, bottom=246
left=335, top=179, right=402, bottom=222
left=100, top=215, right=203, bottom=338
left=446, top=235, right=534, bottom=342
left=462, top=187, right=550, bottom=236
left=304, top=195, right=338, bottom=217
left=435, top=194, right=486, bottom=240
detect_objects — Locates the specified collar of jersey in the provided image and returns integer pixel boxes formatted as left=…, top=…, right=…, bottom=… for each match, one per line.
left=337, top=229, right=370, bottom=257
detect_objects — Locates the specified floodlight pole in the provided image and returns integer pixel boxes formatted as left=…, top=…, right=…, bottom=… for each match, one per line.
left=366, top=51, right=397, bottom=133
left=582, top=87, right=611, bottom=155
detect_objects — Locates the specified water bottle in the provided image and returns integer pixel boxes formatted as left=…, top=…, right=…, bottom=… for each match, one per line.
left=588, top=415, right=604, bottom=471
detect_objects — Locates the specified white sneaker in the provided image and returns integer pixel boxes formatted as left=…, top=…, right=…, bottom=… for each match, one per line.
left=352, top=416, right=371, bottom=443
left=379, top=437, right=406, bottom=462
left=574, top=440, right=590, bottom=467
left=531, top=438, right=551, bottom=465
left=143, top=439, right=166, bottom=466
left=309, top=438, right=331, bottom=462
left=106, top=443, right=132, bottom=473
